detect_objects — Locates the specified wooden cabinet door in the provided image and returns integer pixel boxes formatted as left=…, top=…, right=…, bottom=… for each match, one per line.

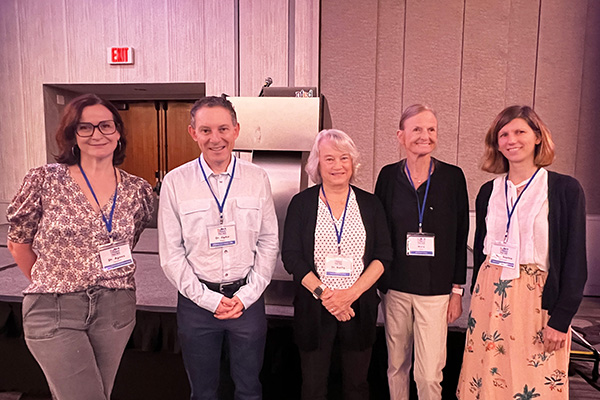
left=117, top=101, right=199, bottom=189
left=119, top=102, right=159, bottom=187
left=166, top=102, right=199, bottom=172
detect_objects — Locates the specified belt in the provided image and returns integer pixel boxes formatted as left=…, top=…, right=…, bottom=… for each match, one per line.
left=200, top=277, right=247, bottom=298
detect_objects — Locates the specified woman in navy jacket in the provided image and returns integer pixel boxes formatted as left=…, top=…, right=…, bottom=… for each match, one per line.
left=282, top=129, right=392, bottom=400
left=457, top=105, right=587, bottom=399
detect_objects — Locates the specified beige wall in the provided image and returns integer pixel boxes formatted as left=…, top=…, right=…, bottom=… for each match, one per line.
left=2, top=0, right=599, bottom=214
left=321, top=0, right=600, bottom=214
left=0, top=0, right=319, bottom=202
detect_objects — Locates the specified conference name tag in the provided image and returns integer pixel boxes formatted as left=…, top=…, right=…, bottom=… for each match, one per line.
left=406, top=232, right=435, bottom=257
left=324, top=255, right=353, bottom=277
left=207, top=223, right=237, bottom=248
left=98, top=241, right=134, bottom=271
left=489, top=241, right=519, bottom=269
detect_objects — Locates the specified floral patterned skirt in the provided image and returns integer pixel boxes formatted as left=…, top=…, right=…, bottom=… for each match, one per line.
left=456, top=259, right=570, bottom=399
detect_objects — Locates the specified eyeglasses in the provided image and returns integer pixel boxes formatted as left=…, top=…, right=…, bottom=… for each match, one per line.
left=76, top=120, right=117, bottom=137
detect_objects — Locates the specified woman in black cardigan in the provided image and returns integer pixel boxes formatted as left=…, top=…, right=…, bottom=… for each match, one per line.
left=457, top=106, right=587, bottom=399
left=282, top=129, right=392, bottom=400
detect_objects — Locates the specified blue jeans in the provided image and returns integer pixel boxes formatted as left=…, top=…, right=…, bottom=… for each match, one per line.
left=177, top=293, right=267, bottom=400
left=22, top=287, right=136, bottom=400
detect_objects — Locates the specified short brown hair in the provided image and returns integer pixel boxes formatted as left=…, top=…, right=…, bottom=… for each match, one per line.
left=55, top=94, right=127, bottom=165
left=482, top=105, right=555, bottom=173
left=399, top=104, right=437, bottom=130
left=190, top=95, right=237, bottom=128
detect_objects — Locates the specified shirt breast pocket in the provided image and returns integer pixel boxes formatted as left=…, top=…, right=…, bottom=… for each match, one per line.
left=235, top=197, right=262, bottom=232
left=179, top=199, right=212, bottom=240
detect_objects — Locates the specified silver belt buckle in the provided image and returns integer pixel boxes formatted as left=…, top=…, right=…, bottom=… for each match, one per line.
left=218, top=283, right=227, bottom=293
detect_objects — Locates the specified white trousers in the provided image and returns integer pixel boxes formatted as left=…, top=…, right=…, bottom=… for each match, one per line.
left=382, top=290, right=449, bottom=400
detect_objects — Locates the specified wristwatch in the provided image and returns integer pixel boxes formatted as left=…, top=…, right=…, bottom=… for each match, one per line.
left=451, top=286, right=464, bottom=296
left=312, top=284, right=326, bottom=300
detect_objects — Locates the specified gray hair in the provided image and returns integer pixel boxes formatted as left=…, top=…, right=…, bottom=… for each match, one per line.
left=399, top=104, right=437, bottom=130
left=305, top=129, right=360, bottom=184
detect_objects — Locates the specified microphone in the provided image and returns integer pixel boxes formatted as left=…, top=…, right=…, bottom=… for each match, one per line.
left=259, top=77, right=273, bottom=96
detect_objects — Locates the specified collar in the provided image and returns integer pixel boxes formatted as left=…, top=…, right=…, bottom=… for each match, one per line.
left=199, top=153, right=236, bottom=182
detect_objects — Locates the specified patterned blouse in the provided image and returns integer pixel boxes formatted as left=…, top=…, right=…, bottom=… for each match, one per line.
left=314, top=189, right=366, bottom=290
left=6, top=163, right=154, bottom=294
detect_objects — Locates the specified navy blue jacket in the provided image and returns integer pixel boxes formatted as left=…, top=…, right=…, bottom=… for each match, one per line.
left=282, top=184, right=392, bottom=351
left=473, top=171, right=587, bottom=333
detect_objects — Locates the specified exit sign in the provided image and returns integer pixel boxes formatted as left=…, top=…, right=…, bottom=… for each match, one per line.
left=108, top=47, right=134, bottom=65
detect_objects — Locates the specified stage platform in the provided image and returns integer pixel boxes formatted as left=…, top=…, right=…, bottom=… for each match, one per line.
left=0, top=225, right=471, bottom=328
left=1, top=224, right=599, bottom=398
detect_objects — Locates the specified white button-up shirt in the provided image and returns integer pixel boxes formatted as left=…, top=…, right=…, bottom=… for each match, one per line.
left=484, top=168, right=549, bottom=280
left=158, top=155, right=279, bottom=312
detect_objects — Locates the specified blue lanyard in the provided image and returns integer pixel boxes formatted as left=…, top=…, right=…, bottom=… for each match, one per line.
left=405, top=159, right=433, bottom=233
left=78, top=164, right=118, bottom=239
left=198, top=156, right=237, bottom=224
left=321, top=185, right=351, bottom=255
left=503, top=168, right=540, bottom=242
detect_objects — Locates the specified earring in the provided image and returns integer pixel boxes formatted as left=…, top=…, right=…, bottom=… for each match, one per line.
left=117, top=140, right=122, bottom=151
left=71, top=144, right=78, bottom=157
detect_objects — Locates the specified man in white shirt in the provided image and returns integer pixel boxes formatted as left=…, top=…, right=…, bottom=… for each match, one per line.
left=158, top=96, right=279, bottom=400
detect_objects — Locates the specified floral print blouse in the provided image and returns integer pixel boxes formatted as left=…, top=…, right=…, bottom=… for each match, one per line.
left=7, top=163, right=154, bottom=294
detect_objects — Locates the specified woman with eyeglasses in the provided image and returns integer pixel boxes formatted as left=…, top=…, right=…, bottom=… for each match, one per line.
left=6, top=93, right=154, bottom=400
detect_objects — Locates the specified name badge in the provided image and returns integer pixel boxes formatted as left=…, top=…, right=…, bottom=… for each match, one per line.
left=207, top=223, right=237, bottom=248
left=324, top=255, right=354, bottom=277
left=98, top=241, right=134, bottom=271
left=406, top=232, right=435, bottom=257
left=489, top=241, right=519, bottom=269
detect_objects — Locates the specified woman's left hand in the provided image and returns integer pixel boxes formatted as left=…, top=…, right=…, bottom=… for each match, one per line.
left=321, top=288, right=357, bottom=318
left=447, top=293, right=463, bottom=324
left=543, top=325, right=568, bottom=353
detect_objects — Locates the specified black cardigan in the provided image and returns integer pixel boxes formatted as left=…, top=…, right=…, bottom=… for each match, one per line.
left=473, top=171, right=587, bottom=333
left=281, top=185, right=393, bottom=351
left=375, top=159, right=469, bottom=295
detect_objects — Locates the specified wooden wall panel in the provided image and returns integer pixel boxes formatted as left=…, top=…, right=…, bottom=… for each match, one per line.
left=202, top=0, right=237, bottom=96
left=458, top=0, right=539, bottom=205
left=65, top=0, right=120, bottom=82
left=239, top=0, right=289, bottom=96
left=534, top=0, right=588, bottom=175
left=0, top=0, right=27, bottom=201
left=17, top=0, right=69, bottom=175
left=293, top=0, right=319, bottom=87
left=166, top=0, right=236, bottom=96
left=372, top=0, right=405, bottom=181
left=117, top=0, right=170, bottom=82
left=320, top=0, right=379, bottom=190
left=402, top=0, right=464, bottom=166
left=576, top=0, right=600, bottom=214
left=167, top=0, right=206, bottom=84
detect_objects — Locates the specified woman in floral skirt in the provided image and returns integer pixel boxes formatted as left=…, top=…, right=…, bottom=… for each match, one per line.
left=456, top=105, right=587, bottom=399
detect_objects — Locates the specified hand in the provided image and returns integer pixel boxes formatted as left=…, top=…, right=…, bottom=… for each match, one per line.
left=333, top=310, right=355, bottom=322
left=321, top=288, right=357, bottom=320
left=543, top=325, right=567, bottom=353
left=214, top=296, right=244, bottom=320
left=447, top=293, right=463, bottom=324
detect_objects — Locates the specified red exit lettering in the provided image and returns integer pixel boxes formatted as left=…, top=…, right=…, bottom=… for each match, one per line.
left=108, top=47, right=134, bottom=65
left=112, top=48, right=128, bottom=63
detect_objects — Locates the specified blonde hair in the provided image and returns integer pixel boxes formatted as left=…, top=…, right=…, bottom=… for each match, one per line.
left=482, top=105, right=555, bottom=173
left=305, top=129, right=360, bottom=184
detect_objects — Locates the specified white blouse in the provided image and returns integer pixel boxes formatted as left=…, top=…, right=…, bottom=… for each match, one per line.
left=483, top=168, right=550, bottom=280
left=314, top=189, right=366, bottom=290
